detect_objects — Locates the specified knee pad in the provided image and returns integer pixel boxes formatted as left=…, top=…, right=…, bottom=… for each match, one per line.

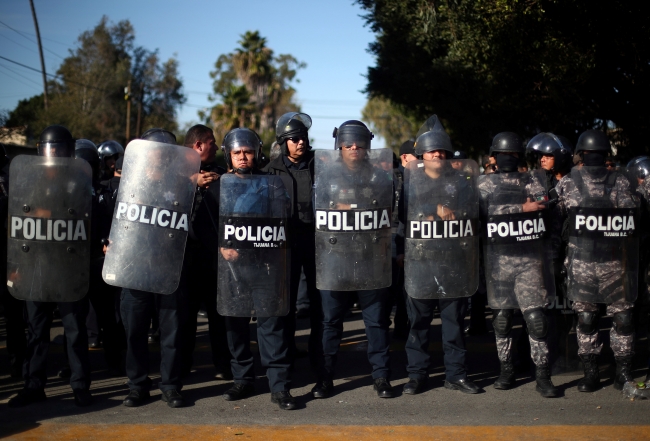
left=612, top=309, right=634, bottom=336
left=577, top=311, right=599, bottom=335
left=523, top=308, right=548, bottom=340
left=492, top=309, right=513, bottom=337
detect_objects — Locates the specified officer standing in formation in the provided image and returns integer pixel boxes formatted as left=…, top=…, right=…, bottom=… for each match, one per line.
left=556, top=130, right=639, bottom=392
left=6, top=116, right=650, bottom=412
left=399, top=116, right=482, bottom=394
left=193, top=127, right=296, bottom=409
left=263, top=113, right=324, bottom=387
left=8, top=126, right=93, bottom=407
left=479, top=132, right=559, bottom=397
left=314, top=121, right=395, bottom=398
left=182, top=124, right=231, bottom=379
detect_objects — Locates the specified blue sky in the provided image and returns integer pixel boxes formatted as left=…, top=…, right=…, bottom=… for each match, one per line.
left=0, top=0, right=385, bottom=147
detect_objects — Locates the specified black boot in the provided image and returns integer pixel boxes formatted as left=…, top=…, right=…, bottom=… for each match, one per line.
left=577, top=354, right=600, bottom=392
left=613, top=356, right=634, bottom=391
left=535, top=364, right=559, bottom=398
left=493, top=360, right=515, bottom=390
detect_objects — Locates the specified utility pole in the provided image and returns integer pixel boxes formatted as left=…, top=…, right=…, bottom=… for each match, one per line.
left=125, top=80, right=131, bottom=142
left=29, top=0, right=48, bottom=110
left=136, top=82, right=144, bottom=137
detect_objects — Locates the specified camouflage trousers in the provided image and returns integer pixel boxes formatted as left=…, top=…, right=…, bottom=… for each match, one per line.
left=566, top=257, right=625, bottom=304
left=487, top=254, right=549, bottom=310
left=495, top=304, right=549, bottom=367
left=573, top=300, right=634, bottom=358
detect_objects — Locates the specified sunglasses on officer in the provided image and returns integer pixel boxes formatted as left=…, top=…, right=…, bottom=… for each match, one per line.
left=286, top=135, right=307, bottom=143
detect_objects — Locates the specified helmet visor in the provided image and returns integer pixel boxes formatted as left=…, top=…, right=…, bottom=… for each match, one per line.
left=336, top=125, right=372, bottom=149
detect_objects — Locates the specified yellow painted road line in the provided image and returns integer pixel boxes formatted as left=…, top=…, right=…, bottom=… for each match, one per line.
left=2, top=424, right=650, bottom=441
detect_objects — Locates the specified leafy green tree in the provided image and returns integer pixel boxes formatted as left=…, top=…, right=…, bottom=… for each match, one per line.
left=357, top=0, right=650, bottom=158
left=4, top=17, right=185, bottom=144
left=362, top=96, right=420, bottom=153
left=207, top=31, right=305, bottom=144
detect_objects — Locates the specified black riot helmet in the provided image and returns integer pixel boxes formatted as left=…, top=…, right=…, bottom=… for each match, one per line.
left=222, top=127, right=262, bottom=173
left=333, top=120, right=374, bottom=150
left=276, top=112, right=312, bottom=155
left=575, top=129, right=610, bottom=154
left=526, top=132, right=573, bottom=172
left=414, top=115, right=453, bottom=158
left=452, top=150, right=468, bottom=160
left=74, top=139, right=100, bottom=180
left=489, top=132, right=524, bottom=156
left=627, top=156, right=650, bottom=183
left=141, top=128, right=177, bottom=144
left=37, top=125, right=75, bottom=157
left=97, top=140, right=124, bottom=164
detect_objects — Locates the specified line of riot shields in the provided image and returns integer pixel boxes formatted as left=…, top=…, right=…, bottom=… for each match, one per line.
left=6, top=146, right=640, bottom=322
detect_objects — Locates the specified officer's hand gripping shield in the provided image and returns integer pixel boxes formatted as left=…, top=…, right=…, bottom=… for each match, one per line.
left=565, top=166, right=639, bottom=304
left=313, top=149, right=393, bottom=291
left=404, top=159, right=480, bottom=299
left=480, top=170, right=556, bottom=309
left=217, top=174, right=291, bottom=317
left=7, top=156, right=93, bottom=302
left=102, top=140, right=201, bottom=294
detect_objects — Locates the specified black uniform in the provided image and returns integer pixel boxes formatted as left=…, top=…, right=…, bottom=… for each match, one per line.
left=264, top=151, right=324, bottom=372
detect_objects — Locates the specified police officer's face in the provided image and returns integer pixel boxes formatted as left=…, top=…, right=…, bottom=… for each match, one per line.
left=198, top=134, right=218, bottom=163
left=341, top=143, right=367, bottom=167
left=540, top=154, right=555, bottom=171
left=231, top=146, right=255, bottom=170
left=286, top=134, right=307, bottom=160
left=423, top=150, right=446, bottom=171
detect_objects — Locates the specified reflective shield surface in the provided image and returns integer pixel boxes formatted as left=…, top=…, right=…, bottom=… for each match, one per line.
left=102, top=140, right=200, bottom=294
left=7, top=156, right=92, bottom=302
left=313, top=149, right=393, bottom=291
left=404, top=159, right=479, bottom=299
left=479, top=171, right=555, bottom=309
left=217, top=174, right=291, bottom=317
left=565, top=166, right=639, bottom=304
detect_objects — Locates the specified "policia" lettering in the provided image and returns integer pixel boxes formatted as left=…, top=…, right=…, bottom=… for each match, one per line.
left=315, top=209, right=391, bottom=232
left=574, top=214, right=635, bottom=233
left=115, top=202, right=188, bottom=231
left=487, top=218, right=546, bottom=239
left=409, top=220, right=475, bottom=239
left=11, top=216, right=87, bottom=241
left=224, top=225, right=286, bottom=243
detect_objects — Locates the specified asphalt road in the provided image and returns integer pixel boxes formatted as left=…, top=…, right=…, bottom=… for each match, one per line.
left=0, top=308, right=649, bottom=438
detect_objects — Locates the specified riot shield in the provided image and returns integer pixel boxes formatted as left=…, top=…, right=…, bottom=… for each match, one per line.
left=565, top=166, right=639, bottom=304
left=404, top=159, right=480, bottom=299
left=102, top=140, right=200, bottom=294
left=7, top=156, right=92, bottom=302
left=217, top=174, right=291, bottom=317
left=480, top=171, right=555, bottom=309
left=313, top=148, right=393, bottom=291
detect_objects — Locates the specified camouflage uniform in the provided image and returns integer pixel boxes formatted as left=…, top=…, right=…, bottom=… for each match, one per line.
left=556, top=169, right=637, bottom=358
left=479, top=171, right=552, bottom=366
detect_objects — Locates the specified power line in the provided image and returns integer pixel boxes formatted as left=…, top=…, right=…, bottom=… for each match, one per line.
left=0, top=55, right=108, bottom=92
left=0, top=65, right=43, bottom=91
left=0, top=20, right=65, bottom=60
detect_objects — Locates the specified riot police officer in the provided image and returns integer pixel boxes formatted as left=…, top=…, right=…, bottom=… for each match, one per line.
left=313, top=120, right=395, bottom=398
left=8, top=125, right=93, bottom=407
left=263, top=112, right=325, bottom=392
left=399, top=116, right=482, bottom=395
left=97, top=140, right=124, bottom=181
left=479, top=132, right=559, bottom=397
left=556, top=130, right=639, bottom=392
left=114, top=128, right=192, bottom=408
left=74, top=140, right=124, bottom=376
left=181, top=124, right=231, bottom=379
left=192, top=128, right=296, bottom=410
